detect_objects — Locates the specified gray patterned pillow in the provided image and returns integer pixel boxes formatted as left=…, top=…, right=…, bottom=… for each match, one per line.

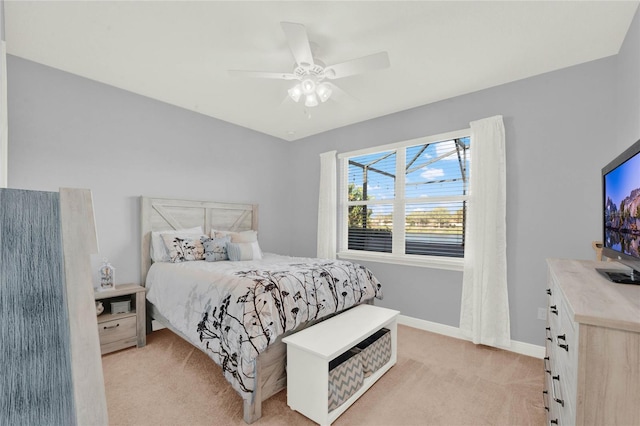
left=201, top=236, right=231, bottom=262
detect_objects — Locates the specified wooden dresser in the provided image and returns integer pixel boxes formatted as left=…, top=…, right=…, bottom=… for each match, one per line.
left=544, top=259, right=640, bottom=425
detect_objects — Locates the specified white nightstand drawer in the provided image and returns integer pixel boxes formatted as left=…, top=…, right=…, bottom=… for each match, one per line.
left=98, top=315, right=136, bottom=345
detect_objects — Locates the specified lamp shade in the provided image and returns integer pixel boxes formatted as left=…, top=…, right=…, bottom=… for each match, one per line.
left=305, top=93, right=319, bottom=107
left=288, top=84, right=302, bottom=103
left=289, top=78, right=331, bottom=107
left=316, top=83, right=332, bottom=103
left=301, top=78, right=316, bottom=95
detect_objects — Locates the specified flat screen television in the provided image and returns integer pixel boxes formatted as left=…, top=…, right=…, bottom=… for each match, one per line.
left=600, top=138, right=640, bottom=284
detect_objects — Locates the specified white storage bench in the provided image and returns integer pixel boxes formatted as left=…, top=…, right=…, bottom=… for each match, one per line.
left=282, top=304, right=400, bottom=426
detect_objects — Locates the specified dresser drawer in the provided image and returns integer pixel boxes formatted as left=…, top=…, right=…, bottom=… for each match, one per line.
left=98, top=315, right=137, bottom=345
left=546, top=277, right=576, bottom=425
left=550, top=370, right=576, bottom=426
left=544, top=369, right=559, bottom=425
left=557, top=293, right=576, bottom=351
left=546, top=284, right=561, bottom=334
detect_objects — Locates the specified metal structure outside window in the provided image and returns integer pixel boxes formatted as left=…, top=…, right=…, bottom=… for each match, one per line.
left=344, top=137, right=470, bottom=258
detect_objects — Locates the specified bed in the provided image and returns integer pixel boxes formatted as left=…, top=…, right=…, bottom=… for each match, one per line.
left=140, top=196, right=382, bottom=423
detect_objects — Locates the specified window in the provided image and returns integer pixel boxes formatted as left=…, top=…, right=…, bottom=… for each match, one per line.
left=338, top=129, right=470, bottom=270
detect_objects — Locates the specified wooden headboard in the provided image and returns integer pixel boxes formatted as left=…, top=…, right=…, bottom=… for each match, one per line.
left=140, top=196, right=258, bottom=284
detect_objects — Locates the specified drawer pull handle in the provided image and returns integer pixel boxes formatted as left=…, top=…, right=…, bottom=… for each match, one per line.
left=557, top=333, right=568, bottom=351
left=103, top=324, right=120, bottom=330
left=542, top=390, right=550, bottom=411
left=549, top=305, right=558, bottom=315
left=550, top=420, right=558, bottom=425
left=545, top=327, right=553, bottom=342
left=552, top=375, right=564, bottom=407
left=543, top=356, right=551, bottom=374
left=546, top=288, right=552, bottom=296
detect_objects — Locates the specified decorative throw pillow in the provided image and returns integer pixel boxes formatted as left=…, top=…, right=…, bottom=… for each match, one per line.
left=201, top=235, right=231, bottom=262
left=227, top=241, right=263, bottom=261
left=211, top=229, right=258, bottom=243
left=151, top=226, right=203, bottom=262
left=161, top=234, right=205, bottom=263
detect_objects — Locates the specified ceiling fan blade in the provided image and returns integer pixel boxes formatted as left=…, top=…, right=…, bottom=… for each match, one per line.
left=324, top=51, right=390, bottom=79
left=325, top=82, right=357, bottom=103
left=228, top=70, right=297, bottom=80
left=281, top=22, right=315, bottom=67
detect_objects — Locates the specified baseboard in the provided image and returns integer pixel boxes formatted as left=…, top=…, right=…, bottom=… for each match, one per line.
left=153, top=314, right=544, bottom=358
left=397, top=315, right=545, bottom=359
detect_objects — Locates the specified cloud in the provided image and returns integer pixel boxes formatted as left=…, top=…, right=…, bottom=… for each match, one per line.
left=435, top=140, right=458, bottom=160
left=420, top=168, right=445, bottom=179
left=422, top=140, right=458, bottom=161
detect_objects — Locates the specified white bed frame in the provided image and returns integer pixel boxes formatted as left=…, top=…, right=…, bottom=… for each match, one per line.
left=140, top=196, right=281, bottom=423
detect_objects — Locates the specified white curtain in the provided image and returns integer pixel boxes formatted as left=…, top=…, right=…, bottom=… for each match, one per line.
left=317, top=150, right=337, bottom=259
left=459, top=115, right=510, bottom=349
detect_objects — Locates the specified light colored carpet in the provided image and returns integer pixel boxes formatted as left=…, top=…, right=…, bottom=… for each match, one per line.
left=102, top=325, right=545, bottom=425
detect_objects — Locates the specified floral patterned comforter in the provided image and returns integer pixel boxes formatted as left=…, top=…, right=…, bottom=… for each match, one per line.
left=145, top=253, right=383, bottom=398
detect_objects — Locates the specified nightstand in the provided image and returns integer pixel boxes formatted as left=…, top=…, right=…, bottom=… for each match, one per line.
left=94, top=284, right=146, bottom=355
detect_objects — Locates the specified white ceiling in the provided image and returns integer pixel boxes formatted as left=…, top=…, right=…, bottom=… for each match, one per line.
left=4, top=1, right=639, bottom=141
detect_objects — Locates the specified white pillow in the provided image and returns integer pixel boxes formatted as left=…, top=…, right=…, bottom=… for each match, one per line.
left=151, top=226, right=203, bottom=262
left=227, top=241, right=263, bottom=261
left=211, top=229, right=257, bottom=243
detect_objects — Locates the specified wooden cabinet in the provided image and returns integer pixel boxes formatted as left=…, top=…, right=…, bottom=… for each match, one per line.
left=282, top=304, right=399, bottom=426
left=545, top=259, right=640, bottom=425
left=94, top=284, right=146, bottom=355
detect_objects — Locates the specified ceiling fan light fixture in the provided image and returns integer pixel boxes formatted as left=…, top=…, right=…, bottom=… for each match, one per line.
left=316, top=83, right=332, bottom=102
left=301, top=78, right=316, bottom=95
left=305, top=93, right=319, bottom=107
left=230, top=22, right=391, bottom=112
left=288, top=84, right=302, bottom=102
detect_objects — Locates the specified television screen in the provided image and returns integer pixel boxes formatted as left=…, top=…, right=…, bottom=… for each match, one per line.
left=601, top=139, right=640, bottom=284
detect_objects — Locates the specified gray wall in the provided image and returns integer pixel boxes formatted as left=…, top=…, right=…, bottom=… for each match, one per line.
left=8, top=56, right=294, bottom=284
left=616, top=7, right=640, bottom=152
left=8, top=8, right=639, bottom=346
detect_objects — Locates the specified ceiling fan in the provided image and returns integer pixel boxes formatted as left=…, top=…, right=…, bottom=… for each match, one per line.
left=229, top=22, right=390, bottom=107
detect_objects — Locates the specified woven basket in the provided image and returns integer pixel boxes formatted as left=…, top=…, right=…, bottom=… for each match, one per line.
left=328, top=350, right=364, bottom=412
left=354, top=328, right=392, bottom=377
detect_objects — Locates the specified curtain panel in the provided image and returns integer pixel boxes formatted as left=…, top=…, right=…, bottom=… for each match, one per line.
left=317, top=150, right=337, bottom=259
left=459, top=115, right=511, bottom=348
